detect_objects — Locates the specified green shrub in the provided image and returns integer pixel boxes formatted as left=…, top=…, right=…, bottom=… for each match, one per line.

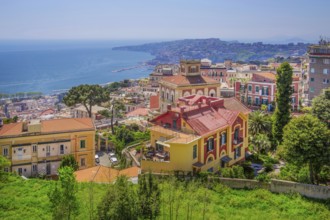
left=264, top=162, right=274, bottom=173
left=221, top=166, right=246, bottom=179
left=255, top=173, right=270, bottom=182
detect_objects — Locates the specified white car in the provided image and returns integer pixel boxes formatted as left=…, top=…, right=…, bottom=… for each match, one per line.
left=108, top=152, right=115, bottom=158
left=95, top=154, right=100, bottom=164
left=110, top=156, right=118, bottom=164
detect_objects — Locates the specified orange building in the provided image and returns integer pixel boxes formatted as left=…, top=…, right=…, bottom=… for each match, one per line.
left=0, top=118, right=95, bottom=177
left=159, top=60, right=221, bottom=112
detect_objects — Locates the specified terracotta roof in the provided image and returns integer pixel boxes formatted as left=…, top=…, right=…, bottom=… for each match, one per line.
left=75, top=166, right=140, bottom=183
left=223, top=98, right=250, bottom=114
left=125, top=108, right=149, bottom=117
left=0, top=122, right=23, bottom=136
left=253, top=72, right=276, bottom=81
left=150, top=95, right=160, bottom=109
left=184, top=106, right=238, bottom=135
left=40, top=109, right=55, bottom=116
left=161, top=75, right=219, bottom=86
left=42, top=118, right=94, bottom=133
left=0, top=118, right=94, bottom=138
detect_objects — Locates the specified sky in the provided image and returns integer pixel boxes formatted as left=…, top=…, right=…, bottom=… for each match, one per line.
left=0, top=0, right=329, bottom=42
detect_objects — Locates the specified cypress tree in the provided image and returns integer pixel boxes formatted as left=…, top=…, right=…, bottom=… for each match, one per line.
left=272, top=62, right=293, bottom=144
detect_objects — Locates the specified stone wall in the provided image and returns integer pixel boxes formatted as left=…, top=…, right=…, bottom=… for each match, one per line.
left=271, top=179, right=330, bottom=200
left=209, top=177, right=330, bottom=200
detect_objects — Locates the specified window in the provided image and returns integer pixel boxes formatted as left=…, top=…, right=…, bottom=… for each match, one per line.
left=292, top=97, right=296, bottom=104
left=18, top=168, right=23, bottom=175
left=310, top=58, right=316, bottom=63
left=323, top=69, right=328, bottom=74
left=81, top=158, right=86, bottom=167
left=262, top=99, right=268, bottom=105
left=46, top=163, right=51, bottom=175
left=3, top=147, right=8, bottom=156
left=46, top=146, right=50, bottom=156
left=193, top=145, right=197, bottom=159
left=311, top=78, right=314, bottom=82
left=32, top=145, right=37, bottom=153
left=80, top=140, right=86, bottom=149
left=4, top=167, right=9, bottom=172
left=172, top=120, right=177, bottom=129
left=255, top=86, right=259, bottom=93
left=221, top=133, right=227, bottom=145
left=310, top=87, right=315, bottom=93
left=247, top=96, right=252, bottom=104
left=323, top=79, right=329, bottom=84
left=324, top=59, right=330, bottom=64
left=60, top=145, right=64, bottom=154
left=207, top=138, right=214, bottom=152
left=234, top=128, right=239, bottom=142
left=234, top=147, right=241, bottom=160
left=32, top=164, right=37, bottom=172
left=248, top=84, right=252, bottom=92
left=310, top=68, right=315, bottom=73
left=255, top=97, right=260, bottom=105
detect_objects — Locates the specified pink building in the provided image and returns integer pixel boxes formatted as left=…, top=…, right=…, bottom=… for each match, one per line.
left=234, top=72, right=301, bottom=111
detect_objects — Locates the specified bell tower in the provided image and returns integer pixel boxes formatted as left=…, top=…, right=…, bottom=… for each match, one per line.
left=180, top=60, right=201, bottom=76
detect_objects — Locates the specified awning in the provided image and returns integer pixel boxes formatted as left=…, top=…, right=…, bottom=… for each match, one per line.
left=221, top=156, right=232, bottom=163
left=192, top=162, right=204, bottom=168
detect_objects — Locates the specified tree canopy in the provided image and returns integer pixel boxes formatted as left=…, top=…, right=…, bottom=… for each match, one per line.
left=281, top=115, right=330, bottom=184
left=63, top=84, right=110, bottom=118
left=312, top=88, right=330, bottom=127
left=272, top=62, right=293, bottom=144
left=60, top=155, right=79, bottom=171
left=48, top=166, right=79, bottom=219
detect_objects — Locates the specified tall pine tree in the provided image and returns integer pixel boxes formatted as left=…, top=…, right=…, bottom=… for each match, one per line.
left=272, top=62, right=293, bottom=144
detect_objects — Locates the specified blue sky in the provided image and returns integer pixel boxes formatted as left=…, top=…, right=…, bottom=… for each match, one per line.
left=0, top=0, right=329, bottom=42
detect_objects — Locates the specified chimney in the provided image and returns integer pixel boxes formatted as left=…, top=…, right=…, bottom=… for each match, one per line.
left=22, top=121, right=28, bottom=132
left=167, top=104, right=172, bottom=111
left=180, top=107, right=186, bottom=114
left=198, top=102, right=202, bottom=108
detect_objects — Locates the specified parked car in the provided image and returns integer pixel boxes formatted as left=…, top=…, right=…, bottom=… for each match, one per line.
left=95, top=154, right=100, bottom=164
left=108, top=152, right=115, bottom=159
left=110, top=156, right=118, bottom=164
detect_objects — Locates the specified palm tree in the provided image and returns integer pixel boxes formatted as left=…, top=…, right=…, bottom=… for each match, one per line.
left=250, top=133, right=271, bottom=154
left=248, top=110, right=272, bottom=137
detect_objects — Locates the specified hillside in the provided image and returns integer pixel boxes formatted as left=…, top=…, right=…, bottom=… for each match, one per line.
left=0, top=175, right=329, bottom=219
left=112, top=38, right=309, bottom=65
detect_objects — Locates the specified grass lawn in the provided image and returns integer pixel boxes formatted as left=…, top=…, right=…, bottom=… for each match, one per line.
left=0, top=175, right=329, bottom=220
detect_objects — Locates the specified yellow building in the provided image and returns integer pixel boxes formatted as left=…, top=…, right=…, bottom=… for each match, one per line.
left=141, top=95, right=250, bottom=174
left=0, top=118, right=95, bottom=177
left=159, top=60, right=221, bottom=112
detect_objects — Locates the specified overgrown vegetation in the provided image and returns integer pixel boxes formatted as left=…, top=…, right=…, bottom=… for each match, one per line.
left=1, top=174, right=329, bottom=220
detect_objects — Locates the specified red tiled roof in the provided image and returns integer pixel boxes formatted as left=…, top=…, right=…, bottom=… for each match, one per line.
left=223, top=98, right=250, bottom=114
left=161, top=75, right=219, bottom=86
left=126, top=108, right=149, bottom=117
left=0, top=118, right=94, bottom=138
left=253, top=72, right=276, bottom=81
left=150, top=95, right=160, bottom=109
left=40, top=109, right=55, bottom=116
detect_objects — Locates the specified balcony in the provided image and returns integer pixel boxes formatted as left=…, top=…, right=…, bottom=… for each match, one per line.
left=233, top=137, right=244, bottom=146
left=149, top=125, right=200, bottom=144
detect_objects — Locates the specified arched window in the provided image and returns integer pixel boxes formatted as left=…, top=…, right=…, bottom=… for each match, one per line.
left=207, top=156, right=213, bottom=163
left=207, top=137, right=214, bottom=152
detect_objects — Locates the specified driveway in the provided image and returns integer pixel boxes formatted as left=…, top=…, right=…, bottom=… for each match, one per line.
left=96, top=151, right=112, bottom=167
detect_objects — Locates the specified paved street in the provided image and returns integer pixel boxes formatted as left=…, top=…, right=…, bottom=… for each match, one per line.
left=96, top=151, right=112, bottom=167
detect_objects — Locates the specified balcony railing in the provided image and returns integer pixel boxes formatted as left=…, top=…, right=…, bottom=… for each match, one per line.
left=150, top=125, right=200, bottom=144
left=233, top=137, right=244, bottom=145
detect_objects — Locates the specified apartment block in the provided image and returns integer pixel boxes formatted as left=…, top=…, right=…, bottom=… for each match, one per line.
left=0, top=118, right=95, bottom=177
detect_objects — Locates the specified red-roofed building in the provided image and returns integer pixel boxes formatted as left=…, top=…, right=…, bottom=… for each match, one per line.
left=159, top=60, right=221, bottom=112
left=141, top=95, right=250, bottom=174
left=234, top=72, right=301, bottom=110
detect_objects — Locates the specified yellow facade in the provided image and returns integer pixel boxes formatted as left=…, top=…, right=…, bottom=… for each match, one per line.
left=142, top=112, right=248, bottom=174
left=0, top=119, right=95, bottom=177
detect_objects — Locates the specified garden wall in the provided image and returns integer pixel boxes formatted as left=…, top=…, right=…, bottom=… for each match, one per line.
left=209, top=177, right=330, bottom=200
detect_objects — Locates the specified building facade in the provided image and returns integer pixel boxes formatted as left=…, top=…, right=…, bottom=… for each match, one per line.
left=141, top=95, right=250, bottom=174
left=306, top=43, right=330, bottom=100
left=0, top=118, right=95, bottom=177
left=234, top=72, right=301, bottom=110
left=159, top=60, right=221, bottom=112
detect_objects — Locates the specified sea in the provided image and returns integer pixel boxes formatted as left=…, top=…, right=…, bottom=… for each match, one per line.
left=0, top=40, right=155, bottom=95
